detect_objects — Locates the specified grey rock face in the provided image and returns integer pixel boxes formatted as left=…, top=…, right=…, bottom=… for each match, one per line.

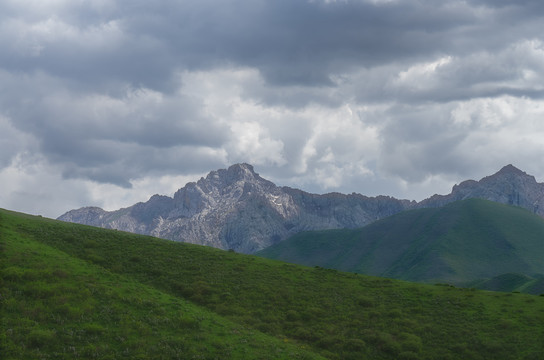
left=58, top=163, right=544, bottom=254
left=58, top=163, right=413, bottom=253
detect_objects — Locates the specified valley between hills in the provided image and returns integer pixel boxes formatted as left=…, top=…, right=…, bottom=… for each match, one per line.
left=258, top=198, right=544, bottom=294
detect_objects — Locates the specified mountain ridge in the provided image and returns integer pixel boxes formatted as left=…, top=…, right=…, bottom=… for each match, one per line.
left=59, top=163, right=544, bottom=253
left=59, top=163, right=412, bottom=253
left=418, top=164, right=544, bottom=214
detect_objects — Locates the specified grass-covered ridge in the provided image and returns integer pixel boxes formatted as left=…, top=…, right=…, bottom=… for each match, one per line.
left=2, top=208, right=544, bottom=359
left=258, top=199, right=544, bottom=292
left=1, top=211, right=321, bottom=359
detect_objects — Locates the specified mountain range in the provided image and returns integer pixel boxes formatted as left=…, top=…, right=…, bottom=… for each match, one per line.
left=59, top=163, right=544, bottom=254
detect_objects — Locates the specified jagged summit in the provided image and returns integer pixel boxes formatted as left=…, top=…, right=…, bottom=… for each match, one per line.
left=225, top=162, right=257, bottom=176
left=497, top=164, right=525, bottom=175
left=203, top=163, right=258, bottom=183
left=483, top=164, right=535, bottom=182
left=198, top=163, right=273, bottom=189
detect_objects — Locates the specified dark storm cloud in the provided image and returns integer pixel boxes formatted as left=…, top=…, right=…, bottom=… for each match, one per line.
left=148, top=0, right=482, bottom=87
left=1, top=0, right=544, bottom=215
left=124, top=0, right=541, bottom=90
left=0, top=68, right=229, bottom=186
left=4, top=0, right=540, bottom=91
left=2, top=0, right=542, bottom=103
left=56, top=141, right=226, bottom=187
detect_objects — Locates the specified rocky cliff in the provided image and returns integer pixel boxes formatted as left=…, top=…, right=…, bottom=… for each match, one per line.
left=58, top=163, right=544, bottom=253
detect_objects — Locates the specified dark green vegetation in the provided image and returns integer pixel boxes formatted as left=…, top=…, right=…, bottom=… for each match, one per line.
left=2, top=208, right=544, bottom=359
left=258, top=199, right=544, bottom=293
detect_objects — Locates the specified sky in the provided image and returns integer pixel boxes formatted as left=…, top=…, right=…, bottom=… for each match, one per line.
left=1, top=0, right=544, bottom=218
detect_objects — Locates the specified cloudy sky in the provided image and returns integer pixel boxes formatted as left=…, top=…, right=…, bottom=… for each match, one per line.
left=2, top=0, right=544, bottom=218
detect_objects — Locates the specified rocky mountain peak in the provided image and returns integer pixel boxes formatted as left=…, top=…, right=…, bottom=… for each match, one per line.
left=226, top=163, right=257, bottom=178
left=193, top=163, right=277, bottom=200
left=205, top=163, right=268, bottom=186
left=58, top=162, right=412, bottom=253
left=496, top=164, right=526, bottom=176
left=449, top=164, right=536, bottom=196
left=483, top=164, right=536, bottom=183
left=58, top=163, right=544, bottom=254
left=421, top=164, right=544, bottom=215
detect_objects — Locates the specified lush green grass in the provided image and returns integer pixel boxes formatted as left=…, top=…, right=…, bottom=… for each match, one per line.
left=1, top=211, right=321, bottom=359
left=2, top=208, right=544, bottom=359
left=258, top=199, right=544, bottom=292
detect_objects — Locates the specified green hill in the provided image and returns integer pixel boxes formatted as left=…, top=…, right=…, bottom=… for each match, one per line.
left=1, top=211, right=320, bottom=359
left=2, top=208, right=544, bottom=359
left=257, top=199, right=544, bottom=292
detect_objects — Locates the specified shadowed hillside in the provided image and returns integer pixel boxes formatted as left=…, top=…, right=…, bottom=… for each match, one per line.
left=258, top=199, right=544, bottom=293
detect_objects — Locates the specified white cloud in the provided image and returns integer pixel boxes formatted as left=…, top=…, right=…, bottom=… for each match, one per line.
left=85, top=173, right=207, bottom=212
left=394, top=56, right=453, bottom=90
left=0, top=155, right=89, bottom=217
left=0, top=116, right=36, bottom=168
left=228, top=121, right=287, bottom=166
left=0, top=153, right=207, bottom=218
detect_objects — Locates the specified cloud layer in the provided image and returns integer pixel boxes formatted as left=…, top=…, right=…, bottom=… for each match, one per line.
left=1, top=0, right=544, bottom=217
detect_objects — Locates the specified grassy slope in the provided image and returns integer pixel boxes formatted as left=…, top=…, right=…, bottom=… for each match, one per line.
left=2, top=208, right=544, bottom=359
left=1, top=211, right=322, bottom=360
left=258, top=199, right=544, bottom=290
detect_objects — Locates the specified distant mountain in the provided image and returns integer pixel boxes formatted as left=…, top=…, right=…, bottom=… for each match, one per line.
left=59, top=164, right=411, bottom=253
left=418, top=164, right=544, bottom=216
left=59, top=163, right=544, bottom=254
left=257, top=198, right=544, bottom=293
